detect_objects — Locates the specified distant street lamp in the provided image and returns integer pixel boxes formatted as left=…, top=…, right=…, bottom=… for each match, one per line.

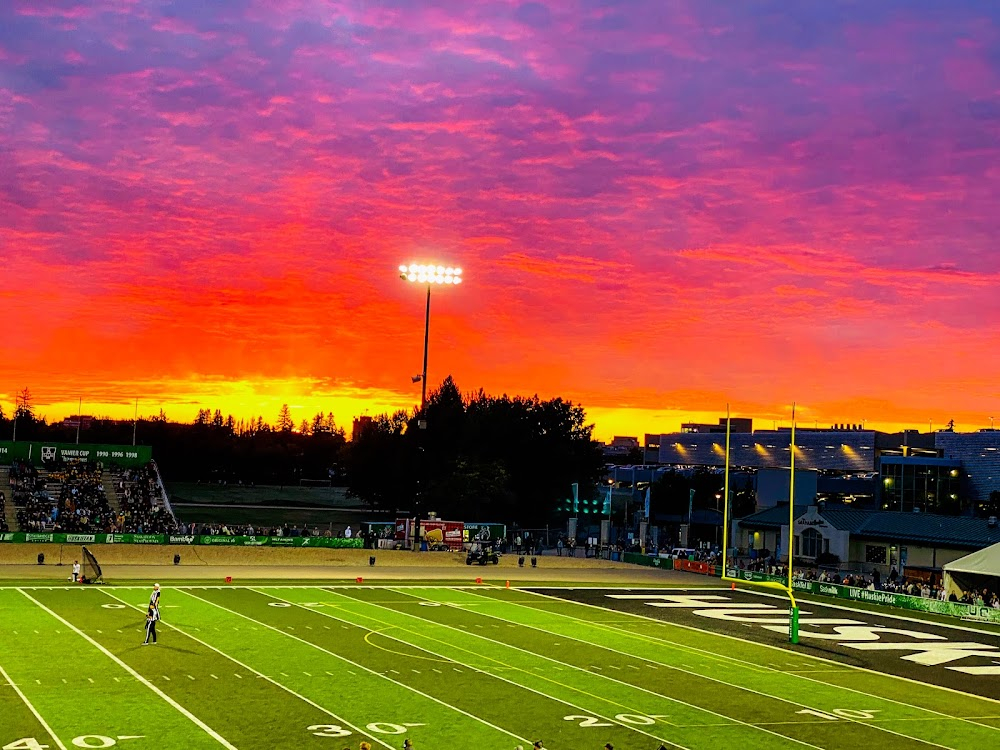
left=398, top=263, right=463, bottom=421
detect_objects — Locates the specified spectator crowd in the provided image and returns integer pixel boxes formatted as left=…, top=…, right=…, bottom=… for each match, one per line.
left=10, top=459, right=180, bottom=535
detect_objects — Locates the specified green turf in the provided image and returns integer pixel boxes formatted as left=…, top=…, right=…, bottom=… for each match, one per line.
left=1, top=584, right=998, bottom=749
left=166, top=484, right=354, bottom=508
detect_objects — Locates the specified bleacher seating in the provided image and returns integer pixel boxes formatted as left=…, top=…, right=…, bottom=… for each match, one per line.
left=110, top=464, right=177, bottom=534
left=10, top=459, right=178, bottom=534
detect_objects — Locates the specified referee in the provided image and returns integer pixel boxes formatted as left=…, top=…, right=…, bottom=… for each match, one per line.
left=143, top=583, right=161, bottom=645
left=143, top=603, right=159, bottom=645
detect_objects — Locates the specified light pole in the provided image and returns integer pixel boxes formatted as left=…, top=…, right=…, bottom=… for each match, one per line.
left=398, top=263, right=463, bottom=421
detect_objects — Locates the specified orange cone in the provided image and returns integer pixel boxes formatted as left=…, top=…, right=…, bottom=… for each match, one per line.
left=506, top=580, right=510, bottom=589
left=475, top=577, right=483, bottom=584
left=730, top=582, right=736, bottom=590
left=356, top=576, right=363, bottom=583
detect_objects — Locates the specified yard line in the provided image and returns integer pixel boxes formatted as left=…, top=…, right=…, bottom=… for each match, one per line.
left=298, top=589, right=693, bottom=750
left=183, top=587, right=530, bottom=747
left=513, top=587, right=1000, bottom=730
left=464, top=588, right=969, bottom=748
left=0, top=662, right=68, bottom=750
left=96, top=590, right=396, bottom=750
left=747, top=587, right=1000, bottom=640
left=359, top=588, right=838, bottom=750
left=18, top=589, right=237, bottom=750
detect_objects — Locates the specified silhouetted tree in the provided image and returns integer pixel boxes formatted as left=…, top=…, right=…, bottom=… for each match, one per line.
left=277, top=405, right=294, bottom=433
left=343, top=377, right=604, bottom=524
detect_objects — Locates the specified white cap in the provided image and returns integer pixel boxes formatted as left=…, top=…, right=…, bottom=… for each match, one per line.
left=153, top=583, right=160, bottom=589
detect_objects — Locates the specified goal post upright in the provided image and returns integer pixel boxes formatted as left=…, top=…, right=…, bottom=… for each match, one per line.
left=788, top=402, right=799, bottom=644
left=720, top=402, right=800, bottom=644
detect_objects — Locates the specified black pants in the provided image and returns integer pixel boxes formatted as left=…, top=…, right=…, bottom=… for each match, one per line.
left=144, top=620, right=157, bottom=644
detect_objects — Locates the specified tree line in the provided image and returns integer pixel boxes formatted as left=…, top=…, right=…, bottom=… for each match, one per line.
left=0, top=380, right=607, bottom=525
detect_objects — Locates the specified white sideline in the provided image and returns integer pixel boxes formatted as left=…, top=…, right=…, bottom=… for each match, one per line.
left=330, top=586, right=807, bottom=750
left=0, top=662, right=69, bottom=750
left=455, top=588, right=963, bottom=750
left=97, top=589, right=396, bottom=750
left=301, top=587, right=688, bottom=750
left=383, top=587, right=834, bottom=748
left=716, top=585, right=1000, bottom=638
left=18, top=589, right=237, bottom=750
left=181, top=587, right=530, bottom=746
left=507, top=587, right=1000, bottom=730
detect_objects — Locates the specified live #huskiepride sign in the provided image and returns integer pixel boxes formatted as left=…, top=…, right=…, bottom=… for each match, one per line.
left=0, top=532, right=363, bottom=549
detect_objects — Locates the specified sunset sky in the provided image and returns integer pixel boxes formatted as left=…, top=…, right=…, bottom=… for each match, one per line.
left=2, top=0, right=999, bottom=442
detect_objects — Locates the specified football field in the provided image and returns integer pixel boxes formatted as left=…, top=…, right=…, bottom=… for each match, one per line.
left=2, top=583, right=999, bottom=749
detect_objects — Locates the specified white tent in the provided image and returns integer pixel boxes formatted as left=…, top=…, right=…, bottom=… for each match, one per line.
left=942, top=542, right=1000, bottom=599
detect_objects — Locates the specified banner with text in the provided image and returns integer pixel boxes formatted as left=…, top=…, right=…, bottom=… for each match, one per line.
left=0, top=441, right=152, bottom=467
left=0, top=532, right=362, bottom=548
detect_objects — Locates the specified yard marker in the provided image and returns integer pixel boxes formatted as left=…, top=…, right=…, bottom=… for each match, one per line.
left=0, top=663, right=68, bottom=750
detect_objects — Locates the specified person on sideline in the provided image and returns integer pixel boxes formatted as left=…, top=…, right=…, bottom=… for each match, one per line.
left=143, top=603, right=159, bottom=645
left=149, top=583, right=161, bottom=616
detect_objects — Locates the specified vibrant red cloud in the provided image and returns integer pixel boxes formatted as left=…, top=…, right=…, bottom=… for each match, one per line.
left=1, top=1, right=999, bottom=439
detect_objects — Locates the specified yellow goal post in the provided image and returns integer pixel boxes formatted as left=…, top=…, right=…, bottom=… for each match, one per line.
left=720, top=403, right=801, bottom=643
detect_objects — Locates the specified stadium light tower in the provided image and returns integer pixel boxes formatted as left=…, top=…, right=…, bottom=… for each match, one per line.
left=398, top=263, right=463, bottom=421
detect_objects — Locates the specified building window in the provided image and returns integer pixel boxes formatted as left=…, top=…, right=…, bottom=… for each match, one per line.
left=801, top=528, right=822, bottom=558
left=865, top=545, right=887, bottom=564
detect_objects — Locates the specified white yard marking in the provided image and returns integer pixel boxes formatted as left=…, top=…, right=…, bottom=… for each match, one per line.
left=0, top=662, right=69, bottom=750
left=191, top=587, right=532, bottom=746
left=321, top=588, right=691, bottom=749
left=18, top=590, right=237, bottom=750
left=474, top=588, right=980, bottom=747
left=144, top=590, right=397, bottom=750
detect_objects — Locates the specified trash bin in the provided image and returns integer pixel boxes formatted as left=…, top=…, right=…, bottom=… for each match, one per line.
left=420, top=541, right=428, bottom=552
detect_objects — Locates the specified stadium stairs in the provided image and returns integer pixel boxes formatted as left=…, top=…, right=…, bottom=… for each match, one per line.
left=102, top=473, right=122, bottom=515
left=0, top=466, right=16, bottom=529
